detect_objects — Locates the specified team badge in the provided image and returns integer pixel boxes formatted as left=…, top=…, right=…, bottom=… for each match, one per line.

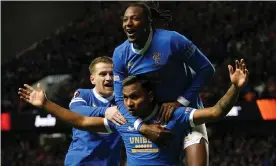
left=114, top=75, right=120, bottom=81
left=153, top=52, right=161, bottom=65
left=184, top=107, right=193, bottom=114
left=73, top=91, right=80, bottom=98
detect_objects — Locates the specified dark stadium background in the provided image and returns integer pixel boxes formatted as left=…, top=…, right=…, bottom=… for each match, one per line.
left=1, top=1, right=275, bottom=166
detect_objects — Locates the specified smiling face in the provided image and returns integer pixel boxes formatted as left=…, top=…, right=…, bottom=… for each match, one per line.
left=122, top=5, right=149, bottom=44
left=90, top=62, right=114, bottom=97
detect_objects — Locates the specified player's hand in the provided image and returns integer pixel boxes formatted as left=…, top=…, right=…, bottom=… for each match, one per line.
left=105, top=106, right=127, bottom=126
left=228, top=59, right=249, bottom=89
left=18, top=83, right=47, bottom=108
left=139, top=123, right=172, bottom=147
left=157, top=102, right=182, bottom=125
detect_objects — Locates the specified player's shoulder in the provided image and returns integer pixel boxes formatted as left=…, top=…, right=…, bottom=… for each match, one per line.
left=173, top=107, right=196, bottom=117
left=114, top=40, right=130, bottom=54
left=173, top=107, right=185, bottom=116
left=155, top=29, right=181, bottom=37
left=155, top=29, right=188, bottom=42
left=72, top=88, right=93, bottom=98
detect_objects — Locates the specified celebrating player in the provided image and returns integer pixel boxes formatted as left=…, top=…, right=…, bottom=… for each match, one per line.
left=113, top=3, right=215, bottom=165
left=64, top=56, right=126, bottom=166
left=19, top=59, right=249, bottom=165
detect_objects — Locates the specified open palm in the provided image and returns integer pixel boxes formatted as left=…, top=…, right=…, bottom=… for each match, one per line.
left=228, top=59, right=249, bottom=89
left=18, top=83, right=46, bottom=108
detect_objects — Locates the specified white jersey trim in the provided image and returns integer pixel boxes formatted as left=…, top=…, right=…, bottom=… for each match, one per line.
left=177, top=96, right=190, bottom=106
left=104, top=118, right=113, bottom=133
left=133, top=105, right=159, bottom=131
left=189, top=109, right=197, bottom=127
left=92, top=88, right=114, bottom=103
left=69, top=98, right=87, bottom=107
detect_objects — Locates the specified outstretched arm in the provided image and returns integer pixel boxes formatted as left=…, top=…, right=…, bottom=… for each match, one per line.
left=18, top=84, right=108, bottom=132
left=192, top=59, right=249, bottom=125
left=69, top=89, right=126, bottom=126
left=18, top=84, right=172, bottom=146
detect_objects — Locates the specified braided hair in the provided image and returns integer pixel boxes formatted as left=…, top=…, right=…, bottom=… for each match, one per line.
left=127, top=2, right=172, bottom=30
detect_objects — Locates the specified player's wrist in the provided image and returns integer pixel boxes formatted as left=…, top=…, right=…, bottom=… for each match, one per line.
left=103, top=107, right=109, bottom=118
left=42, top=99, right=50, bottom=109
left=230, top=84, right=242, bottom=92
left=41, top=92, right=49, bottom=108
left=139, top=123, right=147, bottom=133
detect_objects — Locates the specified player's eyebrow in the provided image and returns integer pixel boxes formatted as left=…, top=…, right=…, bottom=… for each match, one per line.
left=98, top=71, right=106, bottom=74
left=123, top=14, right=139, bottom=17
left=122, top=15, right=142, bottom=19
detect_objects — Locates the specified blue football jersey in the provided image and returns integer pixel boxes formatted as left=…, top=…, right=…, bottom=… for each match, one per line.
left=64, top=88, right=122, bottom=166
left=113, top=29, right=215, bottom=116
left=104, top=105, right=196, bottom=166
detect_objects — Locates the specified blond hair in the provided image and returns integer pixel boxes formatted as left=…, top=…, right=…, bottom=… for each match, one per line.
left=89, top=56, right=113, bottom=74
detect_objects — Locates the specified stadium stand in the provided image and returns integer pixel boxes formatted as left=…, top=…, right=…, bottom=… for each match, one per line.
left=2, top=2, right=275, bottom=166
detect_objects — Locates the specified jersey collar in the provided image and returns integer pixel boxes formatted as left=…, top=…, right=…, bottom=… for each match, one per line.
left=144, top=104, right=159, bottom=122
left=131, top=29, right=153, bottom=55
left=92, top=88, right=114, bottom=103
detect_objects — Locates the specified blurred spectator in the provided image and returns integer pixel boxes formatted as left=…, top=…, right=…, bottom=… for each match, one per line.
left=1, top=1, right=275, bottom=111
left=2, top=3, right=275, bottom=165
left=2, top=130, right=275, bottom=166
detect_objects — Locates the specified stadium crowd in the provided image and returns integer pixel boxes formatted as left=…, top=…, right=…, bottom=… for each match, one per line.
left=2, top=131, right=276, bottom=166
left=2, top=2, right=275, bottom=112
left=1, top=1, right=276, bottom=165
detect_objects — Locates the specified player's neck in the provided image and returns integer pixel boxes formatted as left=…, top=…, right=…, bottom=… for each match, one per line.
left=93, top=88, right=113, bottom=101
left=133, top=30, right=151, bottom=49
left=139, top=104, right=156, bottom=119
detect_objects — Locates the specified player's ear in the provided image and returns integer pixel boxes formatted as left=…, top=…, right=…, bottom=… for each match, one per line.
left=90, top=75, right=96, bottom=85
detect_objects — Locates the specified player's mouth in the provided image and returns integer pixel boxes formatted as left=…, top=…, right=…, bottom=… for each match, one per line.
left=128, top=109, right=135, bottom=114
left=104, top=83, right=113, bottom=88
left=126, top=29, right=136, bottom=38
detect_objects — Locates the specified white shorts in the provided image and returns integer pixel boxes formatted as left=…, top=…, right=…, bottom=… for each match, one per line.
left=183, top=124, right=208, bottom=149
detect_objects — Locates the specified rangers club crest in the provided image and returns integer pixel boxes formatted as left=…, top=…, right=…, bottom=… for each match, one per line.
left=153, top=52, right=161, bottom=65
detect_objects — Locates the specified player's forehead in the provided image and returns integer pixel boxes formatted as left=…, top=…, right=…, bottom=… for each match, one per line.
left=124, top=6, right=144, bottom=18
left=123, top=82, right=143, bottom=95
left=94, top=62, right=113, bottom=73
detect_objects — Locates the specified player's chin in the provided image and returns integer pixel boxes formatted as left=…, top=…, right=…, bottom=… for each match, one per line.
left=128, top=110, right=136, bottom=116
left=127, top=37, right=136, bottom=43
left=104, top=87, right=113, bottom=93
left=128, top=110, right=134, bottom=115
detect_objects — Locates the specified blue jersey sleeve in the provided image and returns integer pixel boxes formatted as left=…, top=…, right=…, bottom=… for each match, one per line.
left=69, top=89, right=107, bottom=117
left=171, top=32, right=216, bottom=106
left=71, top=106, right=108, bottom=117
left=165, top=107, right=196, bottom=135
left=112, top=47, right=133, bottom=116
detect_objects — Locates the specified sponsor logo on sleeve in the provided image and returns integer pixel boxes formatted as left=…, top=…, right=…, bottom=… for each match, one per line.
left=114, top=75, right=120, bottom=81
left=73, top=91, right=80, bottom=98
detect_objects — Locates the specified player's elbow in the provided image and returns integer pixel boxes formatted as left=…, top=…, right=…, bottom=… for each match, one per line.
left=211, top=106, right=226, bottom=121
left=209, top=106, right=224, bottom=122
left=69, top=116, right=89, bottom=130
left=79, top=117, right=91, bottom=129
